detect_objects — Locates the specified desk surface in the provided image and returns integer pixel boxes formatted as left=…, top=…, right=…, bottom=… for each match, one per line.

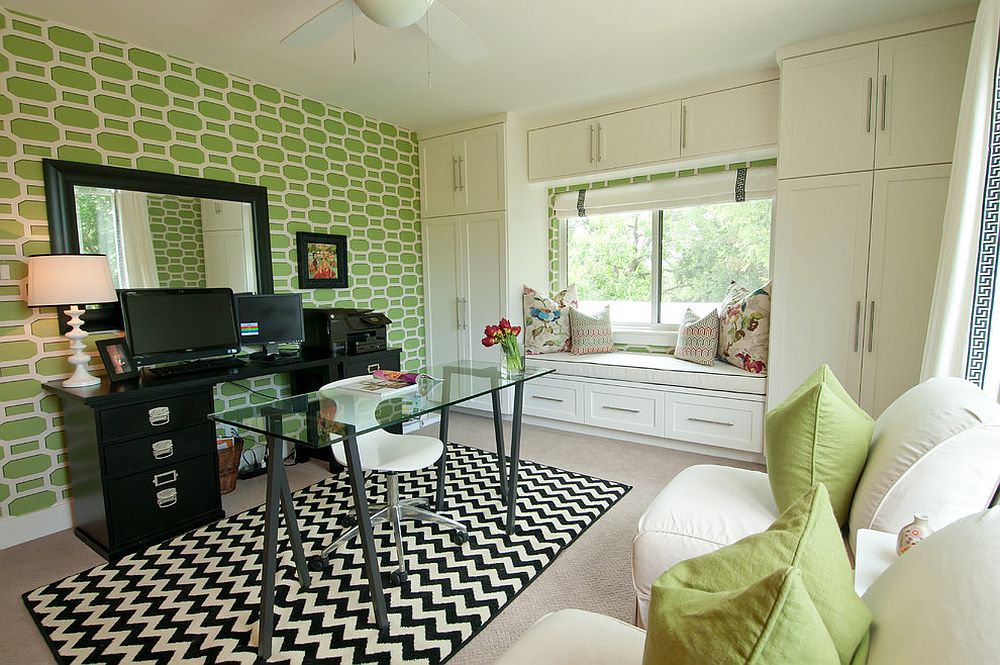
left=211, top=361, right=554, bottom=448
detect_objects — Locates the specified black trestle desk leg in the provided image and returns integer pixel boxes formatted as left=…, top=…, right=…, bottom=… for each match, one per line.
left=436, top=406, right=450, bottom=512
left=491, top=389, right=507, bottom=503
left=257, top=429, right=282, bottom=661
left=342, top=431, right=388, bottom=630
left=505, top=382, right=525, bottom=536
left=277, top=456, right=310, bottom=589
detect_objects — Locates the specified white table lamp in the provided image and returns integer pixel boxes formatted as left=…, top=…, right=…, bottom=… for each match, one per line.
left=27, top=254, right=118, bottom=388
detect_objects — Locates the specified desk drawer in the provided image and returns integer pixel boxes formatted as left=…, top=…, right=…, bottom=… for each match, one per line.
left=664, top=393, right=763, bottom=453
left=523, top=378, right=582, bottom=422
left=108, top=453, right=220, bottom=545
left=584, top=384, right=665, bottom=437
left=99, top=391, right=213, bottom=443
left=103, top=423, right=215, bottom=480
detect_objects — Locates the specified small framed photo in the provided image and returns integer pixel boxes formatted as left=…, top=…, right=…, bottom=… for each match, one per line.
left=95, top=338, right=139, bottom=383
left=296, top=232, right=348, bottom=289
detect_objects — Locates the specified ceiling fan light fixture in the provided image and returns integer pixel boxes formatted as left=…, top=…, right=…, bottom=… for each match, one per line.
left=354, top=0, right=434, bottom=28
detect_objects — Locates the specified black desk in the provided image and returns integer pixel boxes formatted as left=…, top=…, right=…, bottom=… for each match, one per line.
left=43, top=348, right=401, bottom=561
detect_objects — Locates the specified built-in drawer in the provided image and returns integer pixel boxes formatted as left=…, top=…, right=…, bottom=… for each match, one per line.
left=341, top=351, right=400, bottom=379
left=99, top=391, right=213, bottom=443
left=107, top=453, right=220, bottom=545
left=584, top=384, right=665, bottom=437
left=103, top=423, right=215, bottom=480
left=664, top=392, right=764, bottom=453
left=523, top=378, right=583, bottom=422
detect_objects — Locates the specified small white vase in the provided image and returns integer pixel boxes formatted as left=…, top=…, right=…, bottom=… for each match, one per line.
left=896, top=514, right=933, bottom=556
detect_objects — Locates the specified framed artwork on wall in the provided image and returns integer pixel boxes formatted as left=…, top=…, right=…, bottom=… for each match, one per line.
left=95, top=337, right=140, bottom=383
left=296, top=232, right=349, bottom=289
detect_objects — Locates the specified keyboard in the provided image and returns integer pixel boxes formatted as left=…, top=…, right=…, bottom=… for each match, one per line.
left=145, top=356, right=247, bottom=379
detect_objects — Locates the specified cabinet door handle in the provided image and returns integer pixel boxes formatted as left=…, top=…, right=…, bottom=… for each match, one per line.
left=853, top=300, right=862, bottom=353
left=148, top=406, right=170, bottom=427
left=532, top=395, right=564, bottom=403
left=687, top=417, right=735, bottom=427
left=458, top=155, right=465, bottom=190
left=452, top=157, right=459, bottom=191
left=156, top=488, right=178, bottom=509
left=367, top=363, right=380, bottom=373
left=880, top=75, right=888, bottom=132
left=865, top=77, right=873, bottom=133
left=153, top=469, right=178, bottom=487
left=681, top=103, right=688, bottom=149
left=597, top=123, right=604, bottom=162
left=602, top=405, right=640, bottom=414
left=867, top=300, right=876, bottom=353
left=151, top=439, right=174, bottom=460
left=589, top=124, right=595, bottom=163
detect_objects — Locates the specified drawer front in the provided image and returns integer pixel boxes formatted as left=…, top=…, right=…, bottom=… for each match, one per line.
left=108, top=453, right=220, bottom=546
left=99, top=391, right=213, bottom=443
left=103, top=423, right=215, bottom=480
left=523, top=378, right=582, bottom=422
left=342, top=352, right=400, bottom=379
left=665, top=393, right=763, bottom=453
left=584, top=384, right=665, bottom=437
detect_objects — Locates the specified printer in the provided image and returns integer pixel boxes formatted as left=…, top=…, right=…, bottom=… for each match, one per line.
left=302, top=307, right=391, bottom=356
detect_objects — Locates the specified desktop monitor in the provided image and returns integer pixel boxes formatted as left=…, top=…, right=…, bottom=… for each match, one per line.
left=120, top=288, right=241, bottom=366
left=234, top=293, right=305, bottom=358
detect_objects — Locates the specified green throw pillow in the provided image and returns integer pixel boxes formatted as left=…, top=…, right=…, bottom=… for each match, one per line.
left=643, top=484, right=872, bottom=665
left=765, top=364, right=874, bottom=524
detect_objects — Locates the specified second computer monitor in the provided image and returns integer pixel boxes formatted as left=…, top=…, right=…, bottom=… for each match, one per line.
left=234, top=293, right=305, bottom=358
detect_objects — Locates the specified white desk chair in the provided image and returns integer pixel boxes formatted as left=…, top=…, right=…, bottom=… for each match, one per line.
left=307, top=377, right=468, bottom=585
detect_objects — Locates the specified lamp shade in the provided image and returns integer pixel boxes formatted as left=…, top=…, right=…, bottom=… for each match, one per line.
left=27, top=254, right=117, bottom=307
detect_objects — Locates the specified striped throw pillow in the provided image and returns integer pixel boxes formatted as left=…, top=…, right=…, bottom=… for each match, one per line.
left=569, top=306, right=615, bottom=355
left=674, top=308, right=720, bottom=366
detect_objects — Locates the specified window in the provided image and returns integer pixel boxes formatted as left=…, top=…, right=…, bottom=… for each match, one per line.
left=74, top=186, right=127, bottom=287
left=566, top=198, right=772, bottom=326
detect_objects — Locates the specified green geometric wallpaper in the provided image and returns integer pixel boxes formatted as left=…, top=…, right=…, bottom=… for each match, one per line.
left=146, top=194, right=206, bottom=288
left=0, top=7, right=424, bottom=521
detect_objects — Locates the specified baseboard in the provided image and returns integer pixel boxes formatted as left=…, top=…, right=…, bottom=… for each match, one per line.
left=0, top=500, right=73, bottom=550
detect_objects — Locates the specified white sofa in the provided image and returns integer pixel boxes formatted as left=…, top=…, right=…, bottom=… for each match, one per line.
left=631, top=376, right=1000, bottom=625
left=496, top=507, right=1000, bottom=665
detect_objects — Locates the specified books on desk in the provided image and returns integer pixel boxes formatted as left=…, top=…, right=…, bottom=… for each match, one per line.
left=341, top=378, right=420, bottom=397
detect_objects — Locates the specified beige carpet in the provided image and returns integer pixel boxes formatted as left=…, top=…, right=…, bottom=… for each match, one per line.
left=0, top=412, right=762, bottom=664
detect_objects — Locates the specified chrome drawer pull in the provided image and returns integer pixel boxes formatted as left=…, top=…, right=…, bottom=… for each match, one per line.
left=148, top=406, right=171, bottom=426
left=151, top=439, right=174, bottom=460
left=156, top=488, right=178, bottom=508
left=532, top=395, right=565, bottom=403
left=153, top=470, right=178, bottom=487
left=687, top=417, right=735, bottom=427
left=602, top=405, right=641, bottom=414
left=367, top=363, right=380, bottom=373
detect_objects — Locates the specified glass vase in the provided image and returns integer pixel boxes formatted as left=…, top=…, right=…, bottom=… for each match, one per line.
left=499, top=339, right=525, bottom=378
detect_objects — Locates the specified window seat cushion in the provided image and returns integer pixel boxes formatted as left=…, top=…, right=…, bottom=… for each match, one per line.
left=525, top=351, right=767, bottom=395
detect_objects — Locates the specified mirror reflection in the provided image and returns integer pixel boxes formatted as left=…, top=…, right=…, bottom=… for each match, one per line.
left=73, top=186, right=257, bottom=292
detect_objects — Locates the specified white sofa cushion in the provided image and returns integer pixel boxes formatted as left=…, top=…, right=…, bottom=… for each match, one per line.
left=864, top=508, right=1000, bottom=665
left=632, top=464, right=777, bottom=625
left=526, top=351, right=767, bottom=395
left=492, top=609, right=645, bottom=665
left=848, top=377, right=1000, bottom=550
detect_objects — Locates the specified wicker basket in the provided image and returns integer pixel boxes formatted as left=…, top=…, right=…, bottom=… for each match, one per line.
left=217, top=437, right=244, bottom=494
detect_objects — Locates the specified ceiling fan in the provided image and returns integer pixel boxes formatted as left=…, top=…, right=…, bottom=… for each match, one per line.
left=281, top=0, right=490, bottom=65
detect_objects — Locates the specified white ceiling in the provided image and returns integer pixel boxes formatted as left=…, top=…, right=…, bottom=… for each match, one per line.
left=8, top=0, right=975, bottom=131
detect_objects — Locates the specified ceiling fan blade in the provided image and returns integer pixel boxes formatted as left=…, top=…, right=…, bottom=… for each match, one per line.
left=281, top=1, right=353, bottom=47
left=417, top=2, right=489, bottom=64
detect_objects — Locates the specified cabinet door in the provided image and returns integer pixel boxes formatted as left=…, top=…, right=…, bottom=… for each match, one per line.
left=462, top=211, right=506, bottom=364
left=769, top=172, right=874, bottom=405
left=204, top=229, right=251, bottom=291
left=528, top=118, right=596, bottom=181
left=459, top=124, right=505, bottom=214
left=860, top=165, right=950, bottom=416
left=423, top=218, right=463, bottom=366
left=778, top=43, right=878, bottom=178
left=597, top=101, right=681, bottom=171
left=875, top=24, right=972, bottom=169
left=419, top=135, right=458, bottom=218
left=681, top=81, right=779, bottom=157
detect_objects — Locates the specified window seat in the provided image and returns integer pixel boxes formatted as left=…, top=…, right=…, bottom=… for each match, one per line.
left=524, top=352, right=766, bottom=396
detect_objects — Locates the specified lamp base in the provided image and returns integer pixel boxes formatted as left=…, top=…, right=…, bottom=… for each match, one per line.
left=62, top=305, right=102, bottom=388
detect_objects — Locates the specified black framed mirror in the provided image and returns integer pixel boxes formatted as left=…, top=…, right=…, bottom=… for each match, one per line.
left=42, top=159, right=273, bottom=332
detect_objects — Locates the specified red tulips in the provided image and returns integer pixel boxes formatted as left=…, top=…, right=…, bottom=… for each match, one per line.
left=482, top=318, right=524, bottom=374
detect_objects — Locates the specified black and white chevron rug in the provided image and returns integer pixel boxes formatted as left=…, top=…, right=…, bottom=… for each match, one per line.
left=24, top=444, right=630, bottom=664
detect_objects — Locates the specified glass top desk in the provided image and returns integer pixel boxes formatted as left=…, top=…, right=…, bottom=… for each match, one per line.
left=210, top=360, right=554, bottom=660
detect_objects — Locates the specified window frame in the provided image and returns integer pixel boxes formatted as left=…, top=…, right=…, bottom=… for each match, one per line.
left=559, top=195, right=776, bottom=342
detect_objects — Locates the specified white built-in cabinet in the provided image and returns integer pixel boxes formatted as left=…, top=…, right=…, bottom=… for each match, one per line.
left=419, top=124, right=504, bottom=218
left=778, top=23, right=971, bottom=178
left=201, top=198, right=254, bottom=292
left=680, top=81, right=779, bottom=158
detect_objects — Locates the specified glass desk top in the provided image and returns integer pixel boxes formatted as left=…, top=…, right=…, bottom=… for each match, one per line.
left=209, top=360, right=554, bottom=448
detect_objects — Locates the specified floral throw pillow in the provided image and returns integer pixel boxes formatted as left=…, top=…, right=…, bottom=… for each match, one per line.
left=674, top=308, right=720, bottom=366
left=718, top=281, right=771, bottom=374
left=569, top=306, right=615, bottom=355
left=523, top=284, right=578, bottom=354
